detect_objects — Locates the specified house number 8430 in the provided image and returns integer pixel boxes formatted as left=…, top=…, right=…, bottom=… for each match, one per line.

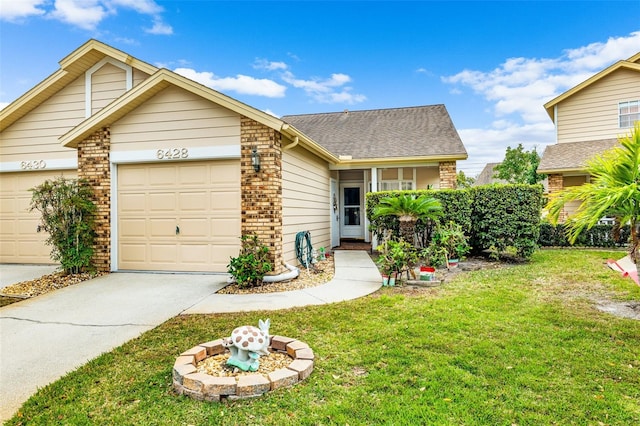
left=157, top=148, right=189, bottom=160
left=21, top=160, right=47, bottom=170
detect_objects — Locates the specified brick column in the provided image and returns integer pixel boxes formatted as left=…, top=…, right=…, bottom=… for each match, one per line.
left=240, top=117, right=285, bottom=274
left=77, top=127, right=111, bottom=272
left=547, top=173, right=567, bottom=222
left=439, top=161, right=457, bottom=189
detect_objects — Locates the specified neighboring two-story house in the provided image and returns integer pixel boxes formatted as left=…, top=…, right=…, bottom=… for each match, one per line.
left=0, top=39, right=467, bottom=273
left=538, top=52, right=640, bottom=220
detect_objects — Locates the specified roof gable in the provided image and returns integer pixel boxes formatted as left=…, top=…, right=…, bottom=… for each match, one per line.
left=544, top=52, right=640, bottom=121
left=61, top=68, right=286, bottom=148
left=282, top=105, right=467, bottom=162
left=0, top=39, right=158, bottom=132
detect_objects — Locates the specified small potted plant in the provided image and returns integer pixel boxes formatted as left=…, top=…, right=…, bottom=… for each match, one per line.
left=429, top=221, right=471, bottom=269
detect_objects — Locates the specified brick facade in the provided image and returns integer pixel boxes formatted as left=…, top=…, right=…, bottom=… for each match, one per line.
left=77, top=127, right=111, bottom=272
left=240, top=117, right=285, bottom=274
left=438, top=161, right=457, bottom=189
left=547, top=173, right=568, bottom=222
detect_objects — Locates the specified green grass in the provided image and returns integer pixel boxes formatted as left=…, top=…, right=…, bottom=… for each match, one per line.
left=8, top=250, right=640, bottom=425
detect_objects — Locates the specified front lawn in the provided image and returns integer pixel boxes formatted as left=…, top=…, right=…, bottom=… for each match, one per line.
left=8, top=250, right=640, bottom=425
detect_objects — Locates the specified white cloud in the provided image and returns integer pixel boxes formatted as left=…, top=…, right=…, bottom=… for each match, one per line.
left=0, top=101, right=9, bottom=111
left=50, top=0, right=106, bottom=31
left=253, top=59, right=288, bottom=71
left=282, top=71, right=366, bottom=104
left=145, top=17, right=172, bottom=35
left=0, top=0, right=171, bottom=34
left=444, top=31, right=640, bottom=175
left=0, top=0, right=46, bottom=20
left=174, top=68, right=287, bottom=98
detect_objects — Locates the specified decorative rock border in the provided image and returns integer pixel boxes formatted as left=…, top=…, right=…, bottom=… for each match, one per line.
left=173, top=335, right=314, bottom=401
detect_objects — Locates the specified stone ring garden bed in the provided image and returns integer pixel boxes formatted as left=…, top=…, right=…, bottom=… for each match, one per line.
left=173, top=335, right=314, bottom=401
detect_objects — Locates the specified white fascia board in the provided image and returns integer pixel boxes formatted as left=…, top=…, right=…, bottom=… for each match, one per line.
left=110, top=145, right=240, bottom=164
left=0, top=158, right=78, bottom=173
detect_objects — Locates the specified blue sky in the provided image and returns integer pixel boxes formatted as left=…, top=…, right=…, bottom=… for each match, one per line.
left=1, top=1, right=639, bottom=176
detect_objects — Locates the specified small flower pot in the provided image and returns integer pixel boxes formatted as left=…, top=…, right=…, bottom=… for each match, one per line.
left=420, top=266, right=436, bottom=281
left=388, top=274, right=396, bottom=286
left=447, top=259, right=459, bottom=269
left=382, top=275, right=389, bottom=286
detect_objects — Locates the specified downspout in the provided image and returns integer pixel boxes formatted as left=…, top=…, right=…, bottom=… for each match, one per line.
left=283, top=135, right=299, bottom=151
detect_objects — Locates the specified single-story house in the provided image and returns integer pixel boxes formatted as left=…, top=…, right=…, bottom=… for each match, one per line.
left=473, top=163, right=506, bottom=186
left=0, top=39, right=467, bottom=273
left=539, top=51, right=640, bottom=220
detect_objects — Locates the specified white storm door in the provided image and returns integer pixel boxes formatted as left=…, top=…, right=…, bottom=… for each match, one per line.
left=330, top=178, right=340, bottom=247
left=340, top=183, right=364, bottom=239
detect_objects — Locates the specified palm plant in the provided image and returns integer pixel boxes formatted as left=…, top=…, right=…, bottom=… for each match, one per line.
left=546, top=122, right=640, bottom=269
left=373, top=194, right=443, bottom=244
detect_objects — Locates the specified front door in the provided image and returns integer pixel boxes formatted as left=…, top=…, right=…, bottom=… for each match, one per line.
left=340, top=183, right=364, bottom=239
left=330, top=179, right=340, bottom=247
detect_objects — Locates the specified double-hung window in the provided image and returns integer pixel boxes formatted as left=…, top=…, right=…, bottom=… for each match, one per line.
left=619, top=100, right=639, bottom=128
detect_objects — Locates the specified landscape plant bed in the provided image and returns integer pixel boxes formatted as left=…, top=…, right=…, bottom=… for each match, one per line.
left=6, top=250, right=640, bottom=425
left=173, top=336, right=314, bottom=401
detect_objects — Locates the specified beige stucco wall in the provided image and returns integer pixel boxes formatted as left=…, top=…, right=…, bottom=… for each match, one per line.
left=0, top=77, right=84, bottom=162
left=557, top=68, right=640, bottom=143
left=282, top=146, right=331, bottom=266
left=110, top=86, right=240, bottom=151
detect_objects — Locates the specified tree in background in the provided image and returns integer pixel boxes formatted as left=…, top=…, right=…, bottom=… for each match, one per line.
left=546, top=123, right=640, bottom=269
left=30, top=177, right=96, bottom=274
left=456, top=171, right=476, bottom=189
left=494, top=143, right=546, bottom=184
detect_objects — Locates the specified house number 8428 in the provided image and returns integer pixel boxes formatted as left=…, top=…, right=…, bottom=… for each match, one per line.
left=157, top=148, right=189, bottom=160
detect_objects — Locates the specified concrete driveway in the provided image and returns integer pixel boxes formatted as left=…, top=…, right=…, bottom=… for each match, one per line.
left=0, top=251, right=381, bottom=422
left=0, top=271, right=227, bottom=422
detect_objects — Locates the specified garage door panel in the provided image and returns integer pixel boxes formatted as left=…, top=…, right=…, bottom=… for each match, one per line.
left=18, top=219, right=40, bottom=235
left=0, top=170, right=76, bottom=264
left=149, top=167, right=176, bottom=186
left=120, top=219, right=146, bottom=237
left=178, top=218, right=209, bottom=237
left=150, top=244, right=178, bottom=262
left=118, top=168, right=146, bottom=188
left=179, top=192, right=208, bottom=211
left=212, top=219, right=240, bottom=237
left=211, top=191, right=239, bottom=210
left=119, top=244, right=146, bottom=262
left=211, top=164, right=240, bottom=183
left=179, top=165, right=207, bottom=185
left=180, top=244, right=210, bottom=264
left=118, top=160, right=241, bottom=272
left=0, top=197, right=17, bottom=214
left=149, top=192, right=176, bottom=211
left=119, top=193, right=146, bottom=212
left=150, top=219, right=176, bottom=237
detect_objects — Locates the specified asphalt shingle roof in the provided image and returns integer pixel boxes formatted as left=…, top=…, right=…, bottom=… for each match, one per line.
left=282, top=105, right=467, bottom=160
left=538, top=138, right=619, bottom=173
left=474, top=162, right=508, bottom=186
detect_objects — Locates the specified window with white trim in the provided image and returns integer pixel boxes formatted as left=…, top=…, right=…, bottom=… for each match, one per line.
left=619, top=100, right=640, bottom=128
left=378, top=181, right=414, bottom=191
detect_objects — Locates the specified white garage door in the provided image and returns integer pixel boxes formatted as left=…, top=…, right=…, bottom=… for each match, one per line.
left=117, top=160, right=241, bottom=272
left=0, top=170, right=77, bottom=264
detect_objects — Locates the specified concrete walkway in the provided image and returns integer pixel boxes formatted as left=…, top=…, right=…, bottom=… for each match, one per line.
left=0, top=250, right=380, bottom=422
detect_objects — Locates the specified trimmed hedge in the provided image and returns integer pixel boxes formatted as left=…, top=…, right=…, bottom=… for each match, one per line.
left=366, top=189, right=473, bottom=248
left=470, top=184, right=544, bottom=259
left=539, top=222, right=629, bottom=248
left=366, top=184, right=545, bottom=259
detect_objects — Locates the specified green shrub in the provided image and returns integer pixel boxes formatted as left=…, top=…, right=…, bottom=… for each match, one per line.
left=470, top=184, right=544, bottom=259
left=539, top=222, right=629, bottom=248
left=367, top=189, right=473, bottom=248
left=227, top=234, right=273, bottom=288
left=29, top=177, right=96, bottom=274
